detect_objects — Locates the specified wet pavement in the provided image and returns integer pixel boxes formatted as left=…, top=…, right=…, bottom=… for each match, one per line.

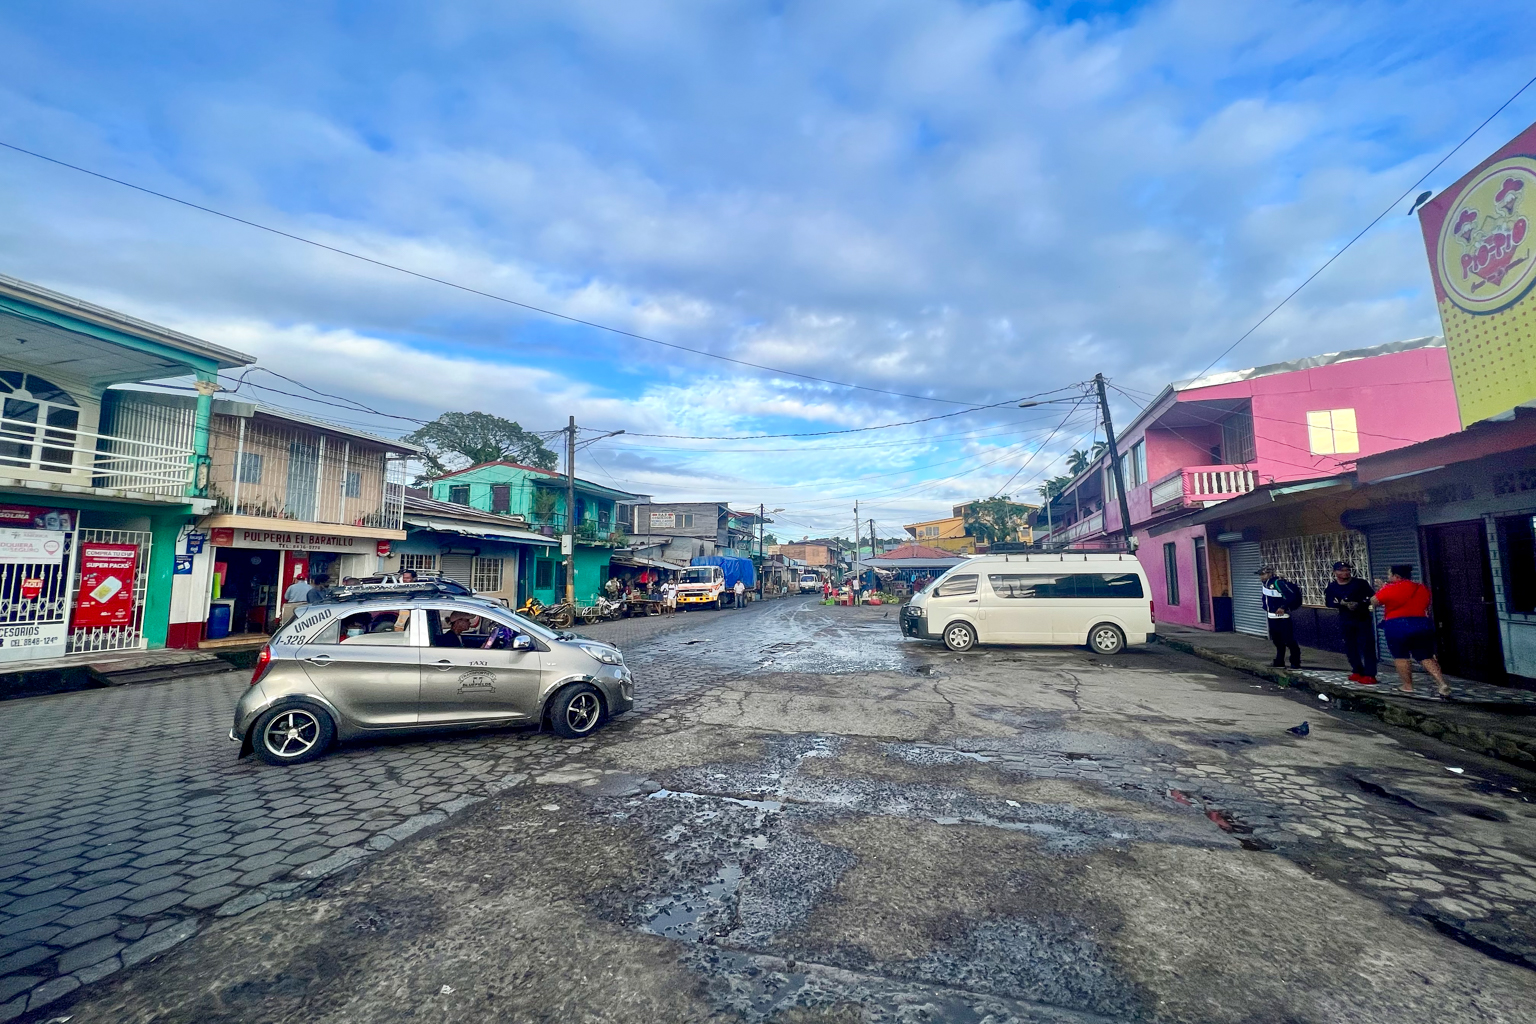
left=9, top=596, right=1536, bottom=1022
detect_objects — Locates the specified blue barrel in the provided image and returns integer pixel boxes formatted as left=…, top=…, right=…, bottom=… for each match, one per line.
left=206, top=601, right=233, bottom=640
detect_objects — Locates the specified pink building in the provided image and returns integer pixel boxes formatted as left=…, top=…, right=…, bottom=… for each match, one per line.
left=1039, top=338, right=1461, bottom=629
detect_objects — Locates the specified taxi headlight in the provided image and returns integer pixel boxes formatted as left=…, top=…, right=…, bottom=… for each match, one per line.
left=577, top=643, right=624, bottom=666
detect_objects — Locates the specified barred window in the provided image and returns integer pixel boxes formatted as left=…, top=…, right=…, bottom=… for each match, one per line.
left=1258, top=531, right=1368, bottom=605
left=341, top=470, right=362, bottom=498
left=398, top=553, right=437, bottom=573
left=236, top=451, right=264, bottom=484
left=472, top=556, right=504, bottom=593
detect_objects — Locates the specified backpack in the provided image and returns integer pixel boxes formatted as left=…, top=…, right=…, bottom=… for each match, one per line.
left=1277, top=578, right=1303, bottom=611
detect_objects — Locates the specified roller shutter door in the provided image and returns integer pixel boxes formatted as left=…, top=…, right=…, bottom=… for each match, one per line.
left=439, top=553, right=473, bottom=587
left=1227, top=541, right=1267, bottom=636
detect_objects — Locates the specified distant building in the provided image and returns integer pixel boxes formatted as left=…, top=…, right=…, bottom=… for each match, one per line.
left=771, top=542, right=833, bottom=566
left=626, top=502, right=760, bottom=565
left=904, top=500, right=1034, bottom=555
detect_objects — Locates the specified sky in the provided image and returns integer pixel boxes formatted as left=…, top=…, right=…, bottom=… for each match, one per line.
left=2, top=0, right=1535, bottom=539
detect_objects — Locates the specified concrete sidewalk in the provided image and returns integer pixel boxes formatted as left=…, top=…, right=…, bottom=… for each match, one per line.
left=1155, top=623, right=1536, bottom=772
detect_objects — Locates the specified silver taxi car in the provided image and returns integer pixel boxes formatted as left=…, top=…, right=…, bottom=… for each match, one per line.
left=231, top=581, right=634, bottom=766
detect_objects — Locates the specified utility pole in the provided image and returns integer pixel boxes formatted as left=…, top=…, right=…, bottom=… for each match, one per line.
left=1094, top=373, right=1136, bottom=552
left=758, top=503, right=766, bottom=598
left=852, top=501, right=860, bottom=589
left=565, top=416, right=577, bottom=606
left=868, top=517, right=876, bottom=591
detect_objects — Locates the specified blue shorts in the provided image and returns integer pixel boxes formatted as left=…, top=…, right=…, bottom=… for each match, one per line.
left=1382, top=617, right=1435, bottom=661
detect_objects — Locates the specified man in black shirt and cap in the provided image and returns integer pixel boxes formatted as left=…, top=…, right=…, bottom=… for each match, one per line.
left=1324, top=560, right=1378, bottom=684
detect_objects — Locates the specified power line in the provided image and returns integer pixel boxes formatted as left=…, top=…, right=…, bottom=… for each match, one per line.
left=586, top=384, right=1085, bottom=440
left=0, top=138, right=981, bottom=407
left=1190, top=70, right=1536, bottom=380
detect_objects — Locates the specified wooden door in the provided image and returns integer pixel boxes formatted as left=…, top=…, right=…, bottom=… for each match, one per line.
left=1423, top=521, right=1504, bottom=682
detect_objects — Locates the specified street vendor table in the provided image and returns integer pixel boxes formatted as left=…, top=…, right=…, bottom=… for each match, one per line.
left=624, top=596, right=663, bottom=617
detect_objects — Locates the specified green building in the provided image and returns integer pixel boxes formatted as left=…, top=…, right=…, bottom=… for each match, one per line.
left=428, top=461, right=642, bottom=606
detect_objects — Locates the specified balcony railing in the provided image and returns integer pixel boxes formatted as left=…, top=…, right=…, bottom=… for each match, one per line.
left=1150, top=465, right=1258, bottom=510
left=0, top=414, right=193, bottom=496
left=1052, top=510, right=1104, bottom=545
left=208, top=416, right=406, bottom=530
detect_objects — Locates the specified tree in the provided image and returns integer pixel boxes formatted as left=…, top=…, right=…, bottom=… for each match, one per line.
left=403, top=411, right=557, bottom=483
left=963, top=496, right=1032, bottom=546
left=1038, top=475, right=1073, bottom=502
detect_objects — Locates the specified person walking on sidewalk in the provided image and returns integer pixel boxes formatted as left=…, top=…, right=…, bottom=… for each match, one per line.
left=1371, top=565, right=1450, bottom=697
left=1257, top=566, right=1303, bottom=668
left=734, top=578, right=747, bottom=609
left=1324, top=561, right=1378, bottom=684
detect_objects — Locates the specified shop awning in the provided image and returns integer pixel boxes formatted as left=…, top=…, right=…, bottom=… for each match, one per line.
left=611, top=555, right=685, bottom=574
left=403, top=516, right=558, bottom=546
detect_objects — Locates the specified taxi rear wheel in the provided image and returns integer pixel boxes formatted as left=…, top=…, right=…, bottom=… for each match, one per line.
left=253, top=704, right=335, bottom=766
left=550, top=683, right=605, bottom=739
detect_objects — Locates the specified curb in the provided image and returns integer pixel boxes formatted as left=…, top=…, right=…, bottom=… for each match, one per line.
left=1154, top=634, right=1536, bottom=773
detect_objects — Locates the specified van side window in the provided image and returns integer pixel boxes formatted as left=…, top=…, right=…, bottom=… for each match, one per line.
left=934, top=574, right=978, bottom=597
left=987, top=574, right=1040, bottom=599
left=986, top=573, right=1143, bottom=599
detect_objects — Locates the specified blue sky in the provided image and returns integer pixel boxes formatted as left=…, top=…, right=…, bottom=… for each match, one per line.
left=2, top=1, right=1534, bottom=536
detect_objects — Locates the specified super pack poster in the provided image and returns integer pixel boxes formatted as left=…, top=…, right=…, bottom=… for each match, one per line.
left=73, top=543, right=138, bottom=628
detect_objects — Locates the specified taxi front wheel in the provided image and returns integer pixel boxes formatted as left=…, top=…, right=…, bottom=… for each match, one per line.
left=550, top=683, right=605, bottom=739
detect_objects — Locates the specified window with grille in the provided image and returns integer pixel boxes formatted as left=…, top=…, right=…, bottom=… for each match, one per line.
left=341, top=470, right=362, bottom=498
left=1163, top=543, right=1180, bottom=605
left=448, top=484, right=470, bottom=505
left=472, top=556, right=504, bottom=593
left=491, top=484, right=511, bottom=513
left=1258, top=531, right=1368, bottom=605
left=0, top=372, right=80, bottom=474
left=398, top=553, right=437, bottom=573
left=1306, top=409, right=1360, bottom=455
left=535, top=559, right=554, bottom=589
left=237, top=451, right=264, bottom=484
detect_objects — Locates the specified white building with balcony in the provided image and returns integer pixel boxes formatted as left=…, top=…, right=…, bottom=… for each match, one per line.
left=0, top=275, right=254, bottom=667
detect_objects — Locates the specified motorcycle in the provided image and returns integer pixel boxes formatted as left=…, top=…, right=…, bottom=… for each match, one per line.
left=518, top=596, right=575, bottom=630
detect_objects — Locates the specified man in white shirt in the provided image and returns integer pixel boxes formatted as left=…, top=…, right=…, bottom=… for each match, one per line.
left=733, top=579, right=746, bottom=609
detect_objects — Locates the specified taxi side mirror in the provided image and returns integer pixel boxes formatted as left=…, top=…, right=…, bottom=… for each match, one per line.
left=512, top=634, right=534, bottom=652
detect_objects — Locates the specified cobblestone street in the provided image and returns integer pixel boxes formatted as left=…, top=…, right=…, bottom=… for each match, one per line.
left=5, top=597, right=1536, bottom=1023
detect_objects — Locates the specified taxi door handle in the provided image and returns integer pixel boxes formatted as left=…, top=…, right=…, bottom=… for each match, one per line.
left=304, top=654, right=332, bottom=665
left=433, top=659, right=455, bottom=671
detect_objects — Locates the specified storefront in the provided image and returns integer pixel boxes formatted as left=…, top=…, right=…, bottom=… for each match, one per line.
left=194, top=522, right=397, bottom=643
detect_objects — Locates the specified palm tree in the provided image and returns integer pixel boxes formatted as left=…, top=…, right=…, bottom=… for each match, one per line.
left=1066, top=449, right=1090, bottom=475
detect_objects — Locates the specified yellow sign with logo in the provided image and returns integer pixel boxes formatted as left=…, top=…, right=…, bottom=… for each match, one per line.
left=1419, top=125, right=1536, bottom=426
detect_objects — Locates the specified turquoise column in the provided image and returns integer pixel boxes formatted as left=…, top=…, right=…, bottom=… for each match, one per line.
left=142, top=513, right=183, bottom=649
left=189, top=372, right=217, bottom=496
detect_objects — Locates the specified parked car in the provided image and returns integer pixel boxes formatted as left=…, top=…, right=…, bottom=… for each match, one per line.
left=231, top=581, right=634, bottom=766
left=798, top=573, right=820, bottom=593
left=900, top=553, right=1153, bottom=655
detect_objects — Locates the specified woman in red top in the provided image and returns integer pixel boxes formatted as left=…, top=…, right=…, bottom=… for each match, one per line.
left=1371, top=564, right=1448, bottom=696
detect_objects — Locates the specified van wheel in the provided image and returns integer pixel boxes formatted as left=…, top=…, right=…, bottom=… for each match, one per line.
left=1088, top=623, right=1126, bottom=655
left=253, top=704, right=335, bottom=766
left=943, top=622, right=977, bottom=652
left=550, top=683, right=605, bottom=738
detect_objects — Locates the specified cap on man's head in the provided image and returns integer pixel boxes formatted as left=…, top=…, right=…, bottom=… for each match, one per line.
left=1255, top=565, right=1275, bottom=575
left=1332, top=561, right=1353, bottom=571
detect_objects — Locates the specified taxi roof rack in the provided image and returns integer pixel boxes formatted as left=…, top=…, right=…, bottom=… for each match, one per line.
left=315, top=576, right=474, bottom=603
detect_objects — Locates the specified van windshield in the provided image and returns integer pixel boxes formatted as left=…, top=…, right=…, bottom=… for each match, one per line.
left=682, top=567, right=715, bottom=584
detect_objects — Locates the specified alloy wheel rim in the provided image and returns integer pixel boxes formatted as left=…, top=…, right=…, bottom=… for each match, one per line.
left=567, top=692, right=599, bottom=732
left=947, top=626, right=970, bottom=649
left=263, top=709, right=320, bottom=757
left=1094, top=629, right=1118, bottom=652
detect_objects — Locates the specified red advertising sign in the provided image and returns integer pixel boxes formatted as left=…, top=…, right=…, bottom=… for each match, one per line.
left=210, top=527, right=235, bottom=546
left=376, top=540, right=392, bottom=557
left=73, top=543, right=139, bottom=628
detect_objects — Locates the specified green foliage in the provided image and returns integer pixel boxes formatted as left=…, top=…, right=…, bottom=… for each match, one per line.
left=1039, top=475, right=1074, bottom=501
left=404, top=411, right=557, bottom=483
left=962, top=496, right=1032, bottom=545
left=531, top=486, right=560, bottom=523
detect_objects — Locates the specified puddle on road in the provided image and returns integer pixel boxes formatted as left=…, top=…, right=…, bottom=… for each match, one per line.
left=642, top=863, right=744, bottom=941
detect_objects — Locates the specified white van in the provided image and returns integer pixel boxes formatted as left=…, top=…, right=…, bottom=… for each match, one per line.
left=899, top=553, right=1153, bottom=655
